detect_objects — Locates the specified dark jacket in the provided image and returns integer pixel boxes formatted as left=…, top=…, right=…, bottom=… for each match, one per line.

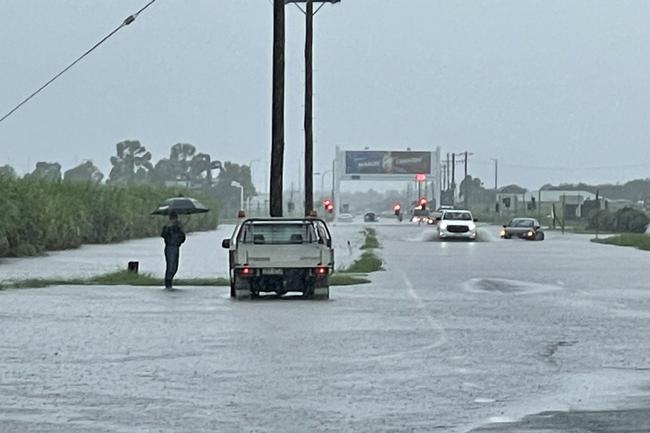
left=161, top=224, right=186, bottom=247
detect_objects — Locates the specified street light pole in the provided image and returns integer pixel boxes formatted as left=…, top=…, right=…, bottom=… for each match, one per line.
left=248, top=159, right=259, bottom=213
left=231, top=181, right=244, bottom=212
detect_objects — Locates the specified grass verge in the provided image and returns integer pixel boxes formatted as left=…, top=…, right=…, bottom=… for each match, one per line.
left=360, top=227, right=381, bottom=249
left=1, top=270, right=371, bottom=290
left=591, top=233, right=650, bottom=251
left=330, top=274, right=371, bottom=285
left=0, top=270, right=230, bottom=291
left=339, top=227, right=384, bottom=273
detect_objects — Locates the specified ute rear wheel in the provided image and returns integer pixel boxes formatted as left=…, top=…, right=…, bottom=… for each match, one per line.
left=308, top=277, right=330, bottom=300
left=312, top=286, right=330, bottom=300
left=233, top=276, right=252, bottom=300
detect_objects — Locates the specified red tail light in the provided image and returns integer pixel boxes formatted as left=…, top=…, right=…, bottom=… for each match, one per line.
left=240, top=266, right=253, bottom=276
left=314, top=266, right=329, bottom=277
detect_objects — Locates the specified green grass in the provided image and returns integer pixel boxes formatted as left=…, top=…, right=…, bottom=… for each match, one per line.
left=340, top=227, right=383, bottom=273
left=340, top=251, right=383, bottom=273
left=330, top=274, right=371, bottom=285
left=0, top=270, right=230, bottom=291
left=0, top=177, right=219, bottom=258
left=0, top=269, right=370, bottom=291
left=591, top=233, right=650, bottom=251
left=360, top=227, right=381, bottom=249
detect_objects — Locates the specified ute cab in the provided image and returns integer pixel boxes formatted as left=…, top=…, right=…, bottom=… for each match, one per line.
left=222, top=217, right=334, bottom=300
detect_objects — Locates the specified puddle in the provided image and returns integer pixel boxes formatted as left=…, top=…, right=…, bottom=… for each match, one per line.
left=464, top=278, right=563, bottom=295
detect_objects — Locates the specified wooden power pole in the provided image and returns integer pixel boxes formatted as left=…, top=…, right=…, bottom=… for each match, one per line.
left=270, top=0, right=286, bottom=217
left=304, top=0, right=314, bottom=215
left=464, top=151, right=468, bottom=209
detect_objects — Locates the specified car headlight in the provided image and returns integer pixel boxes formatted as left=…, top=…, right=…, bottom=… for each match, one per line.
left=527, top=231, right=534, bottom=237
left=500, top=229, right=506, bottom=237
left=468, top=222, right=476, bottom=231
left=439, top=222, right=447, bottom=230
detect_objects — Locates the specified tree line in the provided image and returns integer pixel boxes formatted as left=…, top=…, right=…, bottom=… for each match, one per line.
left=0, top=140, right=257, bottom=218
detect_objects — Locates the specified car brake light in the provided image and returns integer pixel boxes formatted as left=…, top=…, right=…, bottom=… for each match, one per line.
left=315, top=267, right=329, bottom=276
left=240, top=266, right=253, bottom=276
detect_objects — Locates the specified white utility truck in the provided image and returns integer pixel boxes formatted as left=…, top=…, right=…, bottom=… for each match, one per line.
left=222, top=218, right=334, bottom=300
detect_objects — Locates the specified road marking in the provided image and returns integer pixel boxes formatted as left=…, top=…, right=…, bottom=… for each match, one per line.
left=400, top=270, right=447, bottom=347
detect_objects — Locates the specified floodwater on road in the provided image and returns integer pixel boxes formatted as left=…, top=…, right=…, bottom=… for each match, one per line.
left=1, top=222, right=650, bottom=432
left=0, top=223, right=364, bottom=282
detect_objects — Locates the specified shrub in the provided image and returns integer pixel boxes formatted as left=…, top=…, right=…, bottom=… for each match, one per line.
left=615, top=207, right=650, bottom=233
left=587, top=207, right=649, bottom=233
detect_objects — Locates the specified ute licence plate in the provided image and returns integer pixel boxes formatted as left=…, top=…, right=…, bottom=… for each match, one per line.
left=263, top=268, right=283, bottom=275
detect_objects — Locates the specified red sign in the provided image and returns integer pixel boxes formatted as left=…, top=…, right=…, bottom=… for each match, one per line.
left=415, top=173, right=426, bottom=182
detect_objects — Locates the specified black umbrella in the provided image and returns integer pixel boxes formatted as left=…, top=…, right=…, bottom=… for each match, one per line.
left=151, top=197, right=210, bottom=215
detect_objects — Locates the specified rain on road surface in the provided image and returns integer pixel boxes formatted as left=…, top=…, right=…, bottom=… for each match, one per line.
left=1, top=222, right=650, bottom=432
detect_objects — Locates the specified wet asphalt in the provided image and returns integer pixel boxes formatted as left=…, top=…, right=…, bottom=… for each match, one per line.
left=1, top=222, right=650, bottom=432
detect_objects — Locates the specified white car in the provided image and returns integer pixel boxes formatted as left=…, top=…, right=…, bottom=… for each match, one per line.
left=337, top=213, right=354, bottom=222
left=437, top=210, right=477, bottom=241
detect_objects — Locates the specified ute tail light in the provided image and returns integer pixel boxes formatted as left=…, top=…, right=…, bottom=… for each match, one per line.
left=239, top=266, right=253, bottom=276
left=314, top=266, right=330, bottom=277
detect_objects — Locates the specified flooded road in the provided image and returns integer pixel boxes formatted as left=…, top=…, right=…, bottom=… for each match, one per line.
left=1, top=223, right=649, bottom=432
left=0, top=224, right=363, bottom=282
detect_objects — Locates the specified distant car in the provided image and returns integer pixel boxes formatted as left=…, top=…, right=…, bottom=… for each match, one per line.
left=501, top=218, right=544, bottom=241
left=338, top=213, right=354, bottom=223
left=364, top=212, right=378, bottom=222
left=431, top=205, right=454, bottom=220
left=411, top=208, right=434, bottom=224
left=437, top=209, right=477, bottom=241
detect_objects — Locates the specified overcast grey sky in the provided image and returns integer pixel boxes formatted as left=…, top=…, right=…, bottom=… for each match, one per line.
left=2, top=0, right=650, bottom=190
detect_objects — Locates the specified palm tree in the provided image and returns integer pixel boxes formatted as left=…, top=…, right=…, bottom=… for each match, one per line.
left=108, top=140, right=153, bottom=185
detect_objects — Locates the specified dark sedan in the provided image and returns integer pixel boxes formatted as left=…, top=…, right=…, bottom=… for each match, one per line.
left=500, top=218, right=545, bottom=241
left=364, top=212, right=378, bottom=222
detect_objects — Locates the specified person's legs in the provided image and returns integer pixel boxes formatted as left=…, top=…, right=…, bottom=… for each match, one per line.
left=164, top=246, right=180, bottom=288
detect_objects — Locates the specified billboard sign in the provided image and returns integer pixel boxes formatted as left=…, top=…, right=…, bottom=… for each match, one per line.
left=345, top=151, right=431, bottom=175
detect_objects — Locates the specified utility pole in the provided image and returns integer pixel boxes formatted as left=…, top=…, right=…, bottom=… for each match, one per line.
left=286, top=0, right=339, bottom=215
left=270, top=0, right=285, bottom=217
left=493, top=158, right=498, bottom=191
left=464, top=151, right=468, bottom=209
left=451, top=153, right=456, bottom=204
left=445, top=152, right=451, bottom=191
left=303, top=0, right=314, bottom=215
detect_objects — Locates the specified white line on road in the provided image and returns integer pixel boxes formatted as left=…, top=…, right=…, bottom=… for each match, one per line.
left=342, top=270, right=448, bottom=363
left=400, top=270, right=447, bottom=348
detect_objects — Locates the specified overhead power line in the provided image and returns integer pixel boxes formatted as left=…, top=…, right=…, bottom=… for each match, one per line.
left=471, top=159, right=650, bottom=172
left=0, top=0, right=159, bottom=125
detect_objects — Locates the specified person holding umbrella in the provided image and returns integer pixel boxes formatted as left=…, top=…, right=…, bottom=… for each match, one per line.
left=152, top=197, right=210, bottom=289
left=161, top=212, right=185, bottom=289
